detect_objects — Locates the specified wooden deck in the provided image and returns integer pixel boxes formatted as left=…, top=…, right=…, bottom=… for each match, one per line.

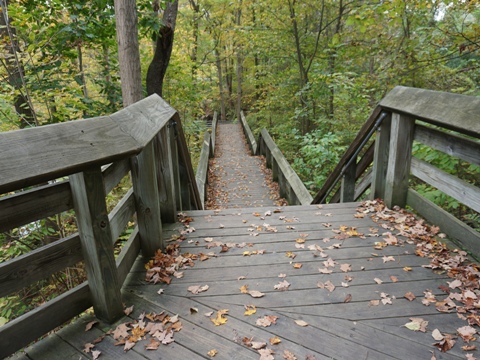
left=13, top=202, right=472, bottom=360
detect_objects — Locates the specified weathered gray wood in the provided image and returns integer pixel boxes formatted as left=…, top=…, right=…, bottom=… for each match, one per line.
left=70, top=167, right=123, bottom=322
left=108, top=188, right=135, bottom=242
left=313, top=106, right=383, bottom=204
left=340, top=160, right=356, bottom=202
left=0, top=234, right=82, bottom=297
left=411, top=157, right=480, bottom=213
left=116, top=228, right=141, bottom=285
left=0, top=181, right=72, bottom=233
left=195, top=132, right=211, bottom=209
left=371, top=114, right=392, bottom=200
left=175, top=113, right=202, bottom=210
left=211, top=111, right=218, bottom=155
left=0, top=283, right=91, bottom=359
left=102, top=158, right=131, bottom=194
left=259, top=128, right=313, bottom=205
left=354, top=169, right=372, bottom=200
left=407, top=189, right=480, bottom=256
left=414, top=124, right=480, bottom=167
left=380, top=86, right=480, bottom=137
left=384, top=113, right=415, bottom=208
left=130, top=141, right=164, bottom=255
left=240, top=110, right=257, bottom=155
left=156, top=126, right=177, bottom=223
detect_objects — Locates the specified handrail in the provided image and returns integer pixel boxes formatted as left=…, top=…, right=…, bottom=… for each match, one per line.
left=240, top=110, right=257, bottom=155
left=310, top=86, right=480, bottom=257
left=196, top=112, right=218, bottom=209
left=257, top=128, right=313, bottom=205
left=0, top=95, right=201, bottom=357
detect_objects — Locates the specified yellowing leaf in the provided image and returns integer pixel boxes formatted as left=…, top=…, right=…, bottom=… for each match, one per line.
left=240, top=284, right=249, bottom=293
left=244, top=304, right=257, bottom=316
left=293, top=263, right=302, bottom=269
left=403, top=266, right=413, bottom=272
left=296, top=238, right=306, bottom=244
left=207, top=349, right=218, bottom=357
left=211, top=309, right=228, bottom=326
left=269, top=336, right=281, bottom=345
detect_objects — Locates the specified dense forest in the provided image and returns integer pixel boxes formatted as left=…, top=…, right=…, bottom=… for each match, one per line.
left=0, top=0, right=479, bottom=324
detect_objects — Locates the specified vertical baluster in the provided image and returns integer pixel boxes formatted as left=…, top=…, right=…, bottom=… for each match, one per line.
left=371, top=114, right=392, bottom=200
left=340, top=159, right=356, bottom=202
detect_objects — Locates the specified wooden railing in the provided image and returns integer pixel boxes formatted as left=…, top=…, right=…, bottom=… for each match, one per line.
left=239, top=111, right=312, bottom=205
left=312, top=86, right=480, bottom=255
left=0, top=95, right=201, bottom=358
left=196, top=112, right=218, bottom=208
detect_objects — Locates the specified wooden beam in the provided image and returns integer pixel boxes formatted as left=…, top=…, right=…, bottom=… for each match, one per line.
left=371, top=114, right=392, bottom=200
left=70, top=166, right=123, bottom=322
left=384, top=113, right=415, bottom=208
left=156, top=127, right=178, bottom=223
left=340, top=160, right=356, bottom=202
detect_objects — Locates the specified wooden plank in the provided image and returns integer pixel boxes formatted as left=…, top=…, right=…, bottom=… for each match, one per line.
left=211, top=111, right=218, bottom=155
left=102, top=158, right=131, bottom=194
left=384, top=113, right=415, bottom=208
left=130, top=141, right=164, bottom=256
left=0, top=181, right=72, bottom=233
left=380, top=86, right=480, bottom=138
left=116, top=228, right=141, bottom=285
left=156, top=126, right=178, bottom=223
left=108, top=188, right=135, bottom=242
left=354, top=169, right=372, bottom=201
left=371, top=114, right=391, bottom=200
left=195, top=132, right=211, bottom=209
left=174, top=113, right=202, bottom=210
left=407, top=189, right=480, bottom=256
left=0, top=234, right=82, bottom=297
left=0, top=116, right=140, bottom=194
left=260, top=128, right=313, bottom=205
left=414, top=124, right=480, bottom=167
left=313, top=106, right=383, bottom=204
left=411, top=157, right=480, bottom=213
left=340, top=160, right=356, bottom=202
left=0, top=283, right=91, bottom=359
left=240, top=111, right=257, bottom=155
left=70, top=166, right=123, bottom=322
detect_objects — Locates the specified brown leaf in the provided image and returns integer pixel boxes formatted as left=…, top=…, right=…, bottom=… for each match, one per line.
left=258, top=348, right=275, bottom=360
left=248, top=290, right=265, bottom=298
left=251, top=341, right=267, bottom=350
left=113, top=323, right=130, bottom=340
left=344, top=294, right=352, bottom=303
left=318, top=267, right=333, bottom=274
left=404, top=292, right=416, bottom=301
left=294, top=319, right=308, bottom=327
left=124, top=305, right=134, bottom=316
left=83, top=343, right=95, bottom=353
left=124, top=340, right=136, bottom=351
left=85, top=320, right=98, bottom=332
left=293, top=263, right=302, bottom=269
left=240, top=284, right=249, bottom=293
left=340, top=263, right=351, bottom=272
left=374, top=278, right=383, bottom=284
left=382, top=255, right=395, bottom=263
left=187, top=284, right=209, bottom=294
left=92, top=350, right=101, bottom=360
left=145, top=338, right=161, bottom=350
left=269, top=336, right=281, bottom=345
left=256, top=315, right=279, bottom=327
left=274, top=280, right=290, bottom=291
left=283, top=349, right=297, bottom=360
left=369, top=299, right=380, bottom=306
left=457, top=326, right=476, bottom=343
left=207, top=349, right=218, bottom=357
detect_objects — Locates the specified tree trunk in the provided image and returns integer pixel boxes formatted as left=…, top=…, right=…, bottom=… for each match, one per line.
left=0, top=0, right=36, bottom=128
left=146, top=0, right=179, bottom=98
left=235, top=1, right=243, bottom=122
left=215, top=49, right=226, bottom=121
left=114, top=0, right=143, bottom=107
left=189, top=0, right=200, bottom=80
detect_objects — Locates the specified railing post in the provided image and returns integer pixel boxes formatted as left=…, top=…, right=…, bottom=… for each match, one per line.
left=69, top=166, right=123, bottom=323
left=383, top=113, right=415, bottom=208
left=371, top=113, right=392, bottom=200
left=340, top=160, right=356, bottom=202
left=156, top=125, right=178, bottom=223
left=130, top=140, right=164, bottom=256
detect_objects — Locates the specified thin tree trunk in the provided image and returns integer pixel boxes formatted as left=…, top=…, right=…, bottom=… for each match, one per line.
left=114, top=0, right=143, bottom=107
left=146, top=0, right=179, bottom=98
left=235, top=1, right=243, bottom=122
left=215, top=49, right=226, bottom=121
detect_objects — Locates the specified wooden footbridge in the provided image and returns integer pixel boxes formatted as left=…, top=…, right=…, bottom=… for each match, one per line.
left=1, top=87, right=479, bottom=359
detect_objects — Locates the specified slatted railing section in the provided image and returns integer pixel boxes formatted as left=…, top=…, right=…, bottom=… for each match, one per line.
left=239, top=111, right=312, bottom=205
left=312, top=86, right=480, bottom=255
left=0, top=95, right=201, bottom=358
left=196, top=112, right=218, bottom=208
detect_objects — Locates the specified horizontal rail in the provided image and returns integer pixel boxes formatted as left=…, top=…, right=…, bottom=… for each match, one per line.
left=240, top=110, right=257, bottom=155
left=257, top=128, right=313, bottom=205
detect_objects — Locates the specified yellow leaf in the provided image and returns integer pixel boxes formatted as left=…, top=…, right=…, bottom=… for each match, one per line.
left=207, top=349, right=218, bottom=357
left=293, top=263, right=302, bottom=269
left=244, top=304, right=257, bottom=316
left=240, top=284, right=249, bottom=293
left=403, top=266, right=413, bottom=272
left=211, top=310, right=228, bottom=326
left=269, top=336, right=281, bottom=345
left=296, top=238, right=306, bottom=244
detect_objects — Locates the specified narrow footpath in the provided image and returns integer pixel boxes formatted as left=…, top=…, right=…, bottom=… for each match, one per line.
left=206, top=121, right=282, bottom=209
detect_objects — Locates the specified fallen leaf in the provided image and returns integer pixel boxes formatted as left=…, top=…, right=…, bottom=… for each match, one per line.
left=374, top=278, right=383, bottom=284
left=251, top=341, right=267, bottom=349
left=211, top=309, right=228, bottom=326
left=457, top=326, right=476, bottom=343
left=369, top=299, right=380, bottom=306
left=248, top=290, right=265, bottom=298
left=432, top=329, right=444, bottom=341
left=293, top=263, right=302, bottom=269
left=340, top=264, right=351, bottom=272
left=244, top=304, right=257, bottom=316
left=190, top=307, right=198, bottom=314
left=404, top=292, right=416, bottom=301
left=344, top=294, right=352, bottom=303
left=188, top=285, right=209, bottom=294
left=145, top=338, right=161, bottom=350
left=256, top=315, right=279, bottom=327
left=390, top=275, right=398, bottom=283
left=113, top=323, right=130, bottom=340
left=92, top=350, right=101, bottom=360
left=274, top=280, right=291, bottom=291
left=318, top=268, right=333, bottom=274
left=448, top=279, right=462, bottom=290
left=269, top=336, right=281, bottom=345
left=157, top=289, right=164, bottom=295
left=258, top=348, right=275, bottom=360
left=207, top=349, right=218, bottom=357
left=382, top=255, right=395, bottom=263
left=404, top=318, right=428, bottom=332
left=85, top=321, right=98, bottom=332
left=240, top=284, right=249, bottom=293
left=124, top=340, right=136, bottom=351
left=294, top=319, right=308, bottom=327
left=284, top=349, right=297, bottom=360
left=403, top=266, right=412, bottom=272
left=124, top=305, right=134, bottom=316
left=84, top=343, right=95, bottom=353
